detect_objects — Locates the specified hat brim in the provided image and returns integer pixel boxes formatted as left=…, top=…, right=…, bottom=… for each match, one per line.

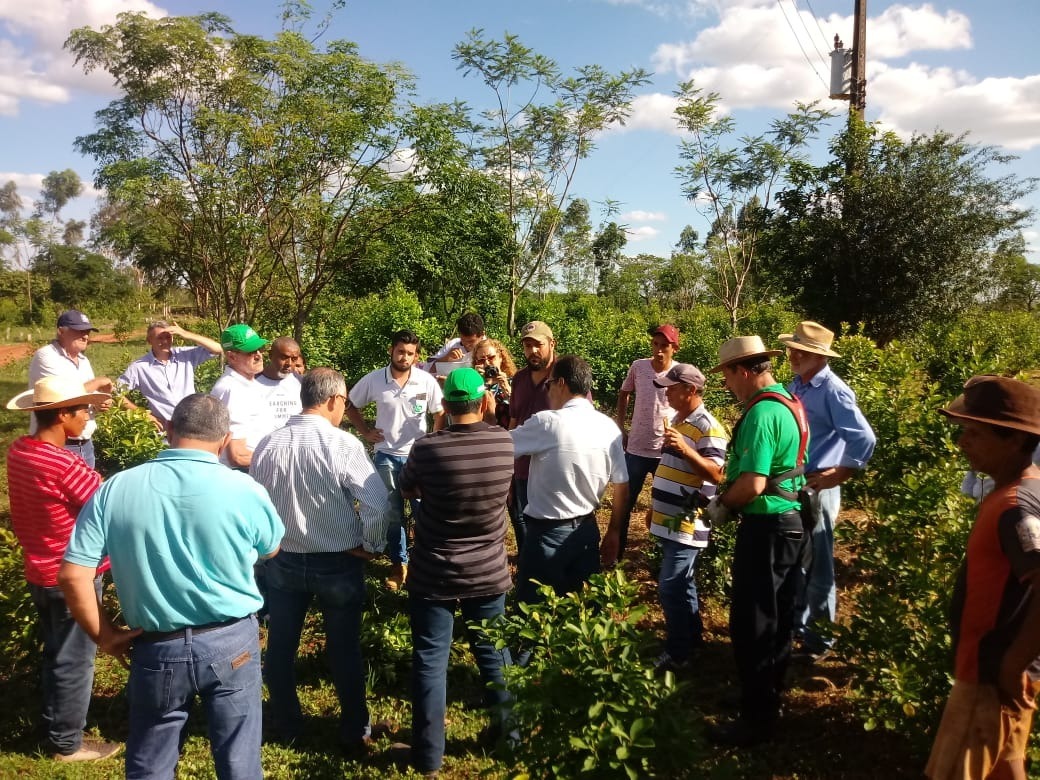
left=939, top=397, right=1040, bottom=436
left=709, top=349, right=782, bottom=373
left=778, top=334, right=840, bottom=358
left=652, top=377, right=681, bottom=388
left=6, top=389, right=111, bottom=412
left=228, top=337, right=269, bottom=352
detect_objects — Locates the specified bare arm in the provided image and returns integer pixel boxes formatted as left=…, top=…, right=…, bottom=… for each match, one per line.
left=805, top=465, right=857, bottom=491
left=432, top=410, right=446, bottom=432
left=615, top=390, right=633, bottom=446
left=663, top=427, right=724, bottom=485
left=719, top=472, right=768, bottom=511
left=168, top=324, right=223, bottom=355
left=999, top=569, right=1040, bottom=708
left=226, top=439, right=253, bottom=468
left=344, top=400, right=384, bottom=444
left=58, top=562, right=141, bottom=666
left=600, top=481, right=631, bottom=566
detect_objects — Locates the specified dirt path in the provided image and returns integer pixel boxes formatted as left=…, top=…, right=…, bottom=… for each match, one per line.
left=0, top=333, right=128, bottom=371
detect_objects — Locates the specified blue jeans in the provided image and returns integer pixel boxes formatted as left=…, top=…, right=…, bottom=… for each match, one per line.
left=264, top=552, right=368, bottom=743
left=510, top=478, right=528, bottom=552
left=795, top=486, right=840, bottom=652
left=657, top=539, right=704, bottom=662
left=409, top=593, right=511, bottom=774
left=516, top=516, right=600, bottom=605
left=373, top=451, right=418, bottom=566
left=126, top=616, right=263, bottom=780
left=620, top=453, right=660, bottom=560
left=29, top=577, right=102, bottom=755
left=64, top=438, right=95, bottom=469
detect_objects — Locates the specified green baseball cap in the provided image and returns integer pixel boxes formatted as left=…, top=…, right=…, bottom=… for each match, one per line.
left=220, top=324, right=268, bottom=352
left=443, top=367, right=486, bottom=402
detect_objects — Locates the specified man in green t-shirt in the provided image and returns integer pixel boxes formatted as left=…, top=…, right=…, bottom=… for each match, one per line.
left=704, top=336, right=809, bottom=747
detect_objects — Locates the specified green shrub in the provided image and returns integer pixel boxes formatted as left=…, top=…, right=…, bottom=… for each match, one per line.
left=481, top=569, right=685, bottom=779
left=0, top=528, right=36, bottom=677
left=92, top=394, right=167, bottom=477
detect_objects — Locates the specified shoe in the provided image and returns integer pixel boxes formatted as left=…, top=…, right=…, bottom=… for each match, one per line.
left=385, top=564, right=407, bottom=591
left=54, top=737, right=122, bottom=762
left=653, top=651, right=689, bottom=674
left=706, top=718, right=773, bottom=747
left=792, top=645, right=834, bottom=665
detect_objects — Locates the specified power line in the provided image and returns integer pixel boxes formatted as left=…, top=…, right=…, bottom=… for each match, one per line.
left=802, top=0, right=834, bottom=52
left=790, top=0, right=830, bottom=70
left=776, top=0, right=829, bottom=91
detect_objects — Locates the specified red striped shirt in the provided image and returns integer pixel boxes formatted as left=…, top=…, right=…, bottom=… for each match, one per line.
left=6, top=436, right=106, bottom=586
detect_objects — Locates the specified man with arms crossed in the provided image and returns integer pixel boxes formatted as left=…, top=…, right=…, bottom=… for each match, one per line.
left=513, top=355, right=629, bottom=604
left=927, top=376, right=1040, bottom=780
left=612, top=324, right=679, bottom=563
left=118, top=320, right=223, bottom=428
left=250, top=368, right=389, bottom=753
left=346, top=329, right=444, bottom=589
left=60, top=394, right=283, bottom=780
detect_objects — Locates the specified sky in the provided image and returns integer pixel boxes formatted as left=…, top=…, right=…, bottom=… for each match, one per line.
left=1, top=0, right=1038, bottom=263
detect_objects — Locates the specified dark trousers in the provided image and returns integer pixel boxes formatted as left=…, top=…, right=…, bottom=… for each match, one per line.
left=619, top=453, right=660, bottom=561
left=729, top=513, right=806, bottom=726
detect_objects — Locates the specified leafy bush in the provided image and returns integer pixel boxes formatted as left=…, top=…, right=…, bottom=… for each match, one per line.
left=481, top=569, right=684, bottom=779
left=92, top=394, right=167, bottom=477
left=0, top=528, right=36, bottom=677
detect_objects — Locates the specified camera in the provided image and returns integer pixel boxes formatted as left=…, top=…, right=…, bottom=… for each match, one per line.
left=482, top=365, right=500, bottom=381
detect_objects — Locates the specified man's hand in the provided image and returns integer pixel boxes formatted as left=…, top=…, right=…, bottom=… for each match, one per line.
left=600, top=529, right=621, bottom=568
left=147, top=412, right=164, bottom=432
left=166, top=324, right=186, bottom=338
left=663, top=427, right=686, bottom=454
left=346, top=546, right=377, bottom=561
left=363, top=428, right=385, bottom=444
left=702, top=495, right=731, bottom=526
left=998, top=658, right=1039, bottom=710
left=805, top=466, right=854, bottom=491
left=99, top=626, right=143, bottom=670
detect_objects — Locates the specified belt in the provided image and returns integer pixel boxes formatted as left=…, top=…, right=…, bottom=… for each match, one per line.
left=524, top=512, right=595, bottom=528
left=66, top=437, right=90, bottom=445
left=136, top=615, right=248, bottom=644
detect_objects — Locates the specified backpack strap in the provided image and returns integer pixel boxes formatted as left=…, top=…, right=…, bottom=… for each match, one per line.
left=731, top=390, right=810, bottom=501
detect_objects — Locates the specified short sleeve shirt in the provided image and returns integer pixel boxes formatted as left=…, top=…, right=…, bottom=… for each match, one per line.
left=118, top=346, right=215, bottom=424
left=725, top=385, right=803, bottom=515
left=210, top=367, right=280, bottom=462
left=509, top=366, right=554, bottom=479
left=255, top=373, right=303, bottom=428
left=27, top=342, right=97, bottom=438
left=348, top=366, right=443, bottom=456
left=620, top=358, right=674, bottom=458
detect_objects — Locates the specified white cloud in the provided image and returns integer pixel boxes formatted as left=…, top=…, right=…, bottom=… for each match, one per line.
left=0, top=0, right=166, bottom=114
left=623, top=209, right=667, bottom=222
left=622, top=92, right=682, bottom=133
left=626, top=225, right=660, bottom=241
left=0, top=170, right=104, bottom=208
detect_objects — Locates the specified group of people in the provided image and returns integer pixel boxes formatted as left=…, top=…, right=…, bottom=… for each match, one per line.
left=6, top=307, right=1040, bottom=778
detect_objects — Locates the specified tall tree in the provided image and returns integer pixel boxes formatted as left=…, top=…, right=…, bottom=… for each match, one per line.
left=454, top=30, right=650, bottom=332
left=987, top=235, right=1040, bottom=313
left=674, top=84, right=831, bottom=327
left=763, top=121, right=1037, bottom=343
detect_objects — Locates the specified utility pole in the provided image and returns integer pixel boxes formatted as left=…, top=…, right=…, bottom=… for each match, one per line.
left=850, top=0, right=867, bottom=118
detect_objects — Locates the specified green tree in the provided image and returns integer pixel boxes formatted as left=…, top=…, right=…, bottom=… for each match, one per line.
left=33, top=244, right=134, bottom=308
left=454, top=30, right=650, bottom=332
left=988, top=235, right=1040, bottom=312
left=674, top=85, right=832, bottom=328
left=763, top=121, right=1037, bottom=343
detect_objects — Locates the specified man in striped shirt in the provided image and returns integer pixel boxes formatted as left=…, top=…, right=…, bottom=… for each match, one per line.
left=250, top=368, right=391, bottom=753
left=399, top=368, right=514, bottom=777
left=5, top=376, right=121, bottom=762
left=644, top=364, right=728, bottom=673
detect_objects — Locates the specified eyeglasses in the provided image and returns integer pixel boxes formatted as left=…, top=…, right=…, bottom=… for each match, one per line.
left=474, top=353, right=499, bottom=364
left=333, top=394, right=347, bottom=403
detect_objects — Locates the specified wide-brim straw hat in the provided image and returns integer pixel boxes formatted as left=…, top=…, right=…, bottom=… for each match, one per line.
left=940, top=375, right=1040, bottom=436
left=7, top=376, right=111, bottom=412
left=710, top=336, right=782, bottom=373
left=779, top=321, right=841, bottom=358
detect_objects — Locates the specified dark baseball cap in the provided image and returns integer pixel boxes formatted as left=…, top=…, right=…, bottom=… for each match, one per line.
left=653, top=363, right=705, bottom=391
left=56, top=310, right=98, bottom=332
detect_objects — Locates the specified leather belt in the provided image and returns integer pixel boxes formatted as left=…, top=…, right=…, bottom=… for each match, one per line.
left=136, top=615, right=248, bottom=643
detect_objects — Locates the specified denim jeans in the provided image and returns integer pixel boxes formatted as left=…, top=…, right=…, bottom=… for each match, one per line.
left=64, top=438, right=95, bottom=469
left=657, top=539, right=704, bottom=663
left=510, top=478, right=528, bottom=553
left=373, top=451, right=419, bottom=566
left=263, top=551, right=369, bottom=744
left=126, top=616, right=263, bottom=780
left=29, top=577, right=102, bottom=755
left=619, top=453, right=660, bottom=560
left=516, top=517, right=600, bottom=605
left=409, top=593, right=511, bottom=774
left=795, top=486, right=840, bottom=653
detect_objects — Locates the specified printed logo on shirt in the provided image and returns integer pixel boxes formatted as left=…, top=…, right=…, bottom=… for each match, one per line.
left=1016, top=514, right=1040, bottom=553
left=411, top=392, right=427, bottom=415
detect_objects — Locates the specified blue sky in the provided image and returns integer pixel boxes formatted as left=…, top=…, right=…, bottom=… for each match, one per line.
left=2, top=0, right=1038, bottom=263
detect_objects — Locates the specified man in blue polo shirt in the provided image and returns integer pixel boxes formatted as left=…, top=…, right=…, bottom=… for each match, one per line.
left=59, top=394, right=283, bottom=780
left=118, top=321, right=223, bottom=428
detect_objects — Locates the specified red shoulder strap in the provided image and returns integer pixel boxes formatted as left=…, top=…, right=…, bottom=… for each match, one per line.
left=742, top=391, right=810, bottom=467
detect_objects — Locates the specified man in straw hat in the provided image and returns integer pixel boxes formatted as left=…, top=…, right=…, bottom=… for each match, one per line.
left=5, top=376, right=121, bottom=762
left=779, top=322, right=875, bottom=660
left=926, top=375, right=1040, bottom=780
left=702, top=335, right=809, bottom=746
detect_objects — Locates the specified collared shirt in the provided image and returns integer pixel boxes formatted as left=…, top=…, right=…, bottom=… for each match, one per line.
left=210, top=366, right=280, bottom=464
left=250, top=414, right=390, bottom=554
left=255, top=372, right=303, bottom=427
left=620, top=358, right=675, bottom=458
left=423, top=337, right=471, bottom=376
left=348, top=365, right=443, bottom=456
left=511, top=397, right=628, bottom=520
left=118, top=346, right=216, bottom=424
left=649, top=404, right=728, bottom=547
left=509, top=366, right=554, bottom=480
left=28, top=341, right=97, bottom=438
left=65, top=449, right=283, bottom=632
left=788, top=364, right=875, bottom=472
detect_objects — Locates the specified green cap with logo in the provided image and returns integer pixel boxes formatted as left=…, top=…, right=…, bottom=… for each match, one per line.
left=220, top=324, right=268, bottom=352
left=443, top=367, right=487, bottom=402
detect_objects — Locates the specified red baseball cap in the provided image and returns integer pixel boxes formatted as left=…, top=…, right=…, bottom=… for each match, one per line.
left=653, top=324, right=680, bottom=347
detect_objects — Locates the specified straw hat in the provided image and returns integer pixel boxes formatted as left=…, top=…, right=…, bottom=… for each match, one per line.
left=709, top=336, right=782, bottom=373
left=778, top=321, right=841, bottom=358
left=7, top=376, right=111, bottom=412
left=940, top=375, right=1040, bottom=436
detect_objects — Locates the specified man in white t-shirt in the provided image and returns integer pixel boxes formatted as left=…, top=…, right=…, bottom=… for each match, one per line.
left=346, top=329, right=445, bottom=589
left=423, top=312, right=486, bottom=378
left=255, top=337, right=303, bottom=427
left=209, top=324, right=277, bottom=470
left=611, top=324, right=679, bottom=562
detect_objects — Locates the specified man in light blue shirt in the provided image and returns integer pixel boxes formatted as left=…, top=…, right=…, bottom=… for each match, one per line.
left=780, top=322, right=876, bottom=658
left=59, top=393, right=283, bottom=779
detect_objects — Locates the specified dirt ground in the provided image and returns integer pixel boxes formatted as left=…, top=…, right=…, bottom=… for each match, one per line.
left=0, top=333, right=126, bottom=370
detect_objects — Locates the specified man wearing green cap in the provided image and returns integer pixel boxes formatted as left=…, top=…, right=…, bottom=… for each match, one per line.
left=210, top=324, right=277, bottom=470
left=399, top=367, right=514, bottom=777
